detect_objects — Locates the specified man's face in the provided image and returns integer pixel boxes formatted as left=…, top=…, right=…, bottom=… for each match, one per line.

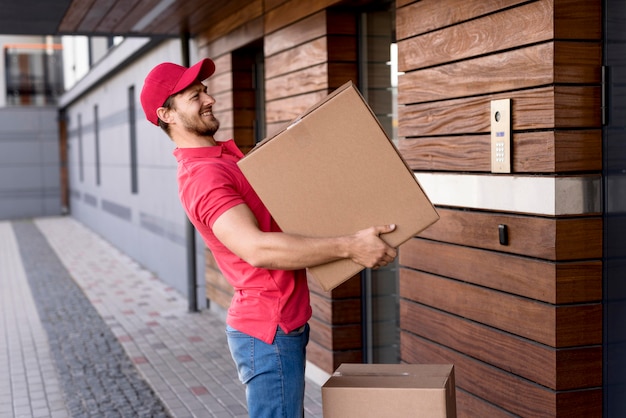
left=172, top=81, right=220, bottom=137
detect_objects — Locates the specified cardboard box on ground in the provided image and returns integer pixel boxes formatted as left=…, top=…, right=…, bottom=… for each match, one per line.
left=237, top=81, right=439, bottom=291
left=322, top=364, right=456, bottom=418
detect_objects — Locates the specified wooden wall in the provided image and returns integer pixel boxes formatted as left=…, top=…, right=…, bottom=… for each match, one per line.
left=196, top=0, right=604, bottom=416
left=265, top=8, right=363, bottom=374
left=395, top=0, right=603, bottom=416
left=199, top=1, right=363, bottom=375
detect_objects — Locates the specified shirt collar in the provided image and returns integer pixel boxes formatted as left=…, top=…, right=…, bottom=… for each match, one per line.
left=173, top=139, right=242, bottom=161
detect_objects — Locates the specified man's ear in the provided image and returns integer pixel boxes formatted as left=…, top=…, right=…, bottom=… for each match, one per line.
left=156, top=106, right=174, bottom=124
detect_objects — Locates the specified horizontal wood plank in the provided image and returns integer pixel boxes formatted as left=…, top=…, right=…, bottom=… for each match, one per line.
left=265, top=63, right=329, bottom=100
left=401, top=300, right=602, bottom=390
left=398, top=86, right=601, bottom=137
left=265, top=90, right=327, bottom=124
left=93, top=0, right=144, bottom=33
left=398, top=129, right=601, bottom=173
left=414, top=208, right=602, bottom=261
left=398, top=42, right=601, bottom=104
left=264, top=0, right=289, bottom=12
left=327, top=35, right=358, bottom=62
left=308, top=316, right=361, bottom=351
left=206, top=60, right=233, bottom=95
left=190, top=1, right=263, bottom=45
left=400, top=238, right=602, bottom=304
left=264, top=10, right=326, bottom=56
left=555, top=0, right=602, bottom=39
left=396, top=0, right=526, bottom=40
left=398, top=0, right=553, bottom=71
left=265, top=37, right=328, bottom=79
left=264, top=0, right=338, bottom=35
left=399, top=268, right=601, bottom=346
left=200, top=17, right=264, bottom=58
left=327, top=63, right=358, bottom=88
left=456, top=388, right=516, bottom=418
left=309, top=292, right=361, bottom=325
left=306, top=339, right=361, bottom=375
left=117, top=0, right=168, bottom=34
left=401, top=331, right=602, bottom=417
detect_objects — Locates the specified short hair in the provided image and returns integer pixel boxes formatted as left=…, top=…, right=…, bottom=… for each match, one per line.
left=158, top=95, right=175, bottom=135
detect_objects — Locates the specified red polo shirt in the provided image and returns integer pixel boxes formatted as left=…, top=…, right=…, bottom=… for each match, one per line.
left=173, top=139, right=312, bottom=344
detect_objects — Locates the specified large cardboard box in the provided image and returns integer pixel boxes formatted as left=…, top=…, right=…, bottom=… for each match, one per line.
left=237, top=82, right=439, bottom=291
left=322, top=364, right=456, bottom=418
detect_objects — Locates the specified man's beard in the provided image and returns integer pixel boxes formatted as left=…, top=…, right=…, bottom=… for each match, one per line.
left=181, top=112, right=220, bottom=137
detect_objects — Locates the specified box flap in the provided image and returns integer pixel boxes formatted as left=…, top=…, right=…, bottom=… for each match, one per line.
left=324, top=364, right=454, bottom=389
left=322, top=364, right=456, bottom=418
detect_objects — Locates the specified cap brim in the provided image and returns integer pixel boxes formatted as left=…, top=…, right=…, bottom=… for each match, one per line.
left=172, top=58, right=216, bottom=95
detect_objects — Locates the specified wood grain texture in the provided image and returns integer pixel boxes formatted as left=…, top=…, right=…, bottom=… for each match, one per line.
left=414, top=208, right=602, bottom=260
left=265, top=90, right=328, bottom=124
left=398, top=86, right=601, bottom=136
left=264, top=0, right=339, bottom=35
left=308, top=316, right=361, bottom=351
left=186, top=0, right=263, bottom=44
left=401, top=331, right=601, bottom=417
left=398, top=42, right=601, bottom=104
left=265, top=38, right=329, bottom=79
left=189, top=3, right=604, bottom=416
left=265, top=63, right=330, bottom=100
left=554, top=0, right=602, bottom=39
left=456, top=389, right=516, bottom=418
left=306, top=339, right=361, bottom=374
left=200, top=17, right=264, bottom=59
left=400, top=238, right=602, bottom=304
left=309, top=292, right=361, bottom=325
left=264, top=10, right=327, bottom=56
left=399, top=268, right=601, bottom=347
left=401, top=301, right=601, bottom=390
left=398, top=129, right=601, bottom=173
left=398, top=0, right=553, bottom=71
left=396, top=0, right=527, bottom=39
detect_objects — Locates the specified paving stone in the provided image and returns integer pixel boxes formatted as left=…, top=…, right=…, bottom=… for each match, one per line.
left=12, top=221, right=171, bottom=418
left=3, top=217, right=325, bottom=417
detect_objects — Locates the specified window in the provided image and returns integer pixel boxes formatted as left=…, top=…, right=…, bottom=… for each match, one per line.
left=128, top=86, right=138, bottom=194
left=94, top=105, right=101, bottom=186
left=78, top=113, right=84, bottom=183
left=4, top=39, right=64, bottom=105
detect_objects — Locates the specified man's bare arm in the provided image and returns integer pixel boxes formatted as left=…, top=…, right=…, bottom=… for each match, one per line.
left=211, top=203, right=397, bottom=271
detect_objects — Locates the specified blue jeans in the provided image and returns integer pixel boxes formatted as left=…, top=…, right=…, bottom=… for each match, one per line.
left=226, top=324, right=309, bottom=418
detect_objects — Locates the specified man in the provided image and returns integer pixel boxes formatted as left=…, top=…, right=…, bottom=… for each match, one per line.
left=140, top=58, right=397, bottom=417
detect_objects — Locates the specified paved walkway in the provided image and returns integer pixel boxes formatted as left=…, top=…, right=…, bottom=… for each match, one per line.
left=0, top=217, right=323, bottom=418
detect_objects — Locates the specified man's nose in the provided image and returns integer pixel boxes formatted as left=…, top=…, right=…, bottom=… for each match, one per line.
left=202, top=92, right=215, bottom=104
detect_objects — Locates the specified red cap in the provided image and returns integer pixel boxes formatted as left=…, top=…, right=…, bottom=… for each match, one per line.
left=140, top=58, right=216, bottom=125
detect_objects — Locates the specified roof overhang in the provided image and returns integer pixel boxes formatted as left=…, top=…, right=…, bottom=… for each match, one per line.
left=0, top=0, right=216, bottom=37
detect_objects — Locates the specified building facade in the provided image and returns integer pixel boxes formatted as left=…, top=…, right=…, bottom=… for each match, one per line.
left=0, top=35, right=64, bottom=219
left=57, top=0, right=625, bottom=416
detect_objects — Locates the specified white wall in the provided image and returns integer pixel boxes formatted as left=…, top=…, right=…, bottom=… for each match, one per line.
left=63, top=39, right=206, bottom=307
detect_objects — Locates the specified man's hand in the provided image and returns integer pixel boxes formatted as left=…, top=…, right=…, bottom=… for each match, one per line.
left=347, top=224, right=397, bottom=269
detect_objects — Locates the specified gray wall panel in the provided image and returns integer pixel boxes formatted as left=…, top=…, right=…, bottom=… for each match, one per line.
left=0, top=107, right=62, bottom=220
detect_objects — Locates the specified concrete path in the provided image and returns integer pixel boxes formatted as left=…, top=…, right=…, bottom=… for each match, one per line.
left=0, top=217, right=323, bottom=418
